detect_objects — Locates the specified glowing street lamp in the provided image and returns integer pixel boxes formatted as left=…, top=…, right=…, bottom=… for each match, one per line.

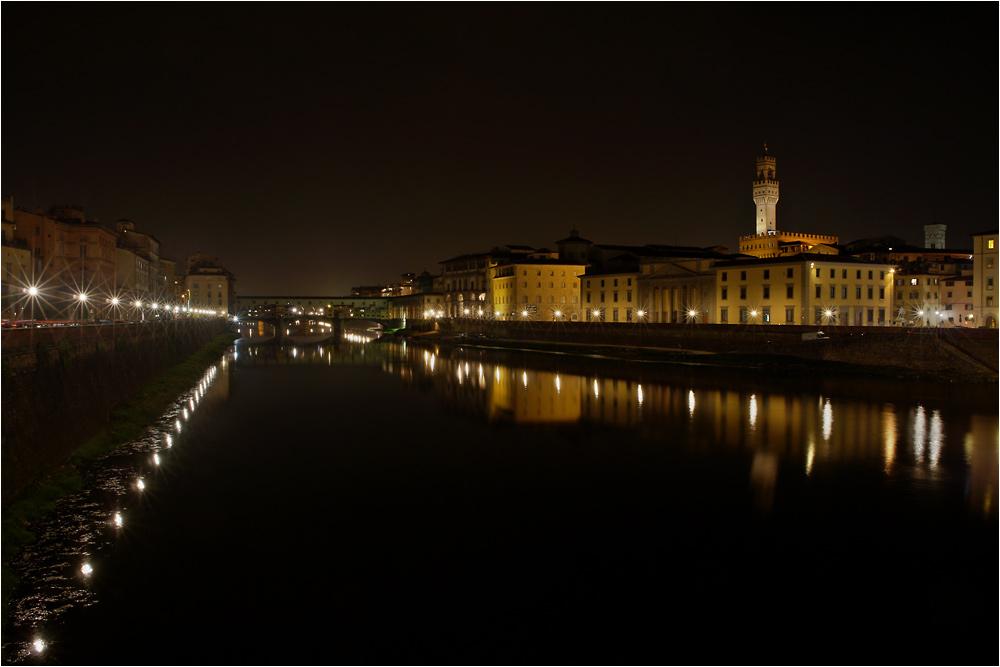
left=636, top=310, right=646, bottom=319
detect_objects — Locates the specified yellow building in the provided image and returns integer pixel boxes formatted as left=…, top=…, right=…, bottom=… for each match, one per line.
left=1, top=197, right=31, bottom=318
left=581, top=271, right=640, bottom=322
left=490, top=258, right=587, bottom=321
left=185, top=253, right=235, bottom=315
left=715, top=254, right=894, bottom=326
left=971, top=231, right=998, bottom=328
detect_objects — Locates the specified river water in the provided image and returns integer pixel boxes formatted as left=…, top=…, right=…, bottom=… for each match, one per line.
left=3, top=329, right=997, bottom=665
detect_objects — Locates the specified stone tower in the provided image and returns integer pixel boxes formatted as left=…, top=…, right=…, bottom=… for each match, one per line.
left=924, top=223, right=946, bottom=249
left=752, top=144, right=779, bottom=235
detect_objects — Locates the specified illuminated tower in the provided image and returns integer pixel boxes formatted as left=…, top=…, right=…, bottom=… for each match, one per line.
left=752, top=144, right=779, bottom=235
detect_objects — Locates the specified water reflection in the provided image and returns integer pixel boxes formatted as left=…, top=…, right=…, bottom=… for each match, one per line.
left=352, top=339, right=997, bottom=521
left=3, top=353, right=232, bottom=664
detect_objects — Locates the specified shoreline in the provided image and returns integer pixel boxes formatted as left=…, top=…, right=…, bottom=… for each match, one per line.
left=393, top=329, right=998, bottom=385
left=1, top=333, right=239, bottom=603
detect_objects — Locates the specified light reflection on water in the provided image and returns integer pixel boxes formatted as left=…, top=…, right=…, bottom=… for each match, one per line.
left=2, top=358, right=229, bottom=664
left=3, top=334, right=997, bottom=664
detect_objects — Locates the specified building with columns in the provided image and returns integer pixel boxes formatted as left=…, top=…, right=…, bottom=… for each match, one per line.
left=738, top=146, right=838, bottom=258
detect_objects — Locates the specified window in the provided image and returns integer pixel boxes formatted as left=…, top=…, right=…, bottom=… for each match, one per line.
left=830, top=269, right=835, bottom=278
left=987, top=278, right=994, bottom=290
left=856, top=270, right=862, bottom=279
left=856, top=287, right=861, bottom=299
left=868, top=271, right=873, bottom=280
left=740, top=271, right=747, bottom=280
left=586, top=280, right=591, bottom=288
left=626, top=309, right=632, bottom=321
left=787, top=285, right=794, bottom=298
left=626, top=290, right=632, bottom=301
left=816, top=285, right=821, bottom=298
left=627, top=278, right=632, bottom=286
left=600, top=280, right=605, bottom=287
left=842, top=270, right=848, bottom=279
left=586, top=293, right=591, bottom=303
left=868, top=287, right=873, bottom=299
left=721, top=287, right=728, bottom=300
left=720, top=307, right=728, bottom=323
left=600, top=292, right=605, bottom=302
left=879, top=287, right=885, bottom=299
left=763, top=286, right=770, bottom=299
left=816, top=268, right=821, bottom=278
left=763, top=269, right=770, bottom=279
left=787, top=268, right=794, bottom=278
left=613, top=291, right=619, bottom=302
left=785, top=307, right=795, bottom=323
left=830, top=286, right=836, bottom=299
left=613, top=279, right=618, bottom=287
left=739, top=307, right=748, bottom=323
left=842, top=287, right=848, bottom=299
left=721, top=272, right=728, bottom=282
left=740, top=286, right=747, bottom=299
left=989, top=240, right=995, bottom=249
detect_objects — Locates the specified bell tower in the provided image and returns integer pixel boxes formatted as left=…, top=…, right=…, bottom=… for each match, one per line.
left=752, top=143, right=778, bottom=235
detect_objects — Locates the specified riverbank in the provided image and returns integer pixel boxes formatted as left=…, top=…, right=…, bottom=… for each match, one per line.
left=391, top=322, right=998, bottom=384
left=1, top=332, right=238, bottom=602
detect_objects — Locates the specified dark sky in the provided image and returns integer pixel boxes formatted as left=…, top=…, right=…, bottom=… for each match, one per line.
left=4, top=5, right=996, bottom=295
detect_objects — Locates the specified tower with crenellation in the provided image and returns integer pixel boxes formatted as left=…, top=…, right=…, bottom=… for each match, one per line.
left=739, top=145, right=839, bottom=258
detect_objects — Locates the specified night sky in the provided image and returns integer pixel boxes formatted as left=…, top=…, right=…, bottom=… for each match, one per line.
left=4, top=5, right=996, bottom=295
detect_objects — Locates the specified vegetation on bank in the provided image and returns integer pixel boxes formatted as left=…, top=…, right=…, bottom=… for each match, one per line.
left=2, top=332, right=238, bottom=602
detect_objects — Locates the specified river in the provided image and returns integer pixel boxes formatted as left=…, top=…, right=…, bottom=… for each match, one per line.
left=3, top=328, right=997, bottom=665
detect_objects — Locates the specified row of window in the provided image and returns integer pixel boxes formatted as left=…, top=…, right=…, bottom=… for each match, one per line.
left=585, top=290, right=632, bottom=303
left=585, top=278, right=633, bottom=288
left=719, top=284, right=887, bottom=301
left=719, top=306, right=889, bottom=324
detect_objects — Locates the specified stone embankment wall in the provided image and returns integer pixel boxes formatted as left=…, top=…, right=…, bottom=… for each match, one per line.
left=1, top=320, right=230, bottom=504
left=435, top=319, right=998, bottom=380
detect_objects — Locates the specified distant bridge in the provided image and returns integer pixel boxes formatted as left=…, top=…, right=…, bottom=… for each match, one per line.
left=235, top=315, right=382, bottom=343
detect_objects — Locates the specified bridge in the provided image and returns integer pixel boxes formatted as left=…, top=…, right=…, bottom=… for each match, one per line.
left=235, top=314, right=382, bottom=344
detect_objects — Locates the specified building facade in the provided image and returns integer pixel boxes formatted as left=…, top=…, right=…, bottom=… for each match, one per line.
left=971, top=231, right=998, bottom=328
left=714, top=254, right=894, bottom=326
left=490, top=259, right=587, bottom=321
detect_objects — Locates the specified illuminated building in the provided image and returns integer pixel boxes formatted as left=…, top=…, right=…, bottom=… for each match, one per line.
left=114, top=219, right=166, bottom=307
left=1, top=197, right=32, bottom=318
left=581, top=271, right=640, bottom=322
left=738, top=146, right=838, bottom=258
left=440, top=246, right=535, bottom=318
left=185, top=253, right=235, bottom=314
left=11, top=204, right=117, bottom=318
left=714, top=254, right=894, bottom=325
left=971, top=230, right=998, bottom=328
left=490, top=253, right=586, bottom=321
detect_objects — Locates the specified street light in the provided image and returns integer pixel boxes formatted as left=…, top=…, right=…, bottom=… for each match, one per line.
left=77, top=292, right=89, bottom=325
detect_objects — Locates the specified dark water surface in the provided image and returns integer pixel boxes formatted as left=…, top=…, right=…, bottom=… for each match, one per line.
left=4, top=333, right=997, bottom=665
